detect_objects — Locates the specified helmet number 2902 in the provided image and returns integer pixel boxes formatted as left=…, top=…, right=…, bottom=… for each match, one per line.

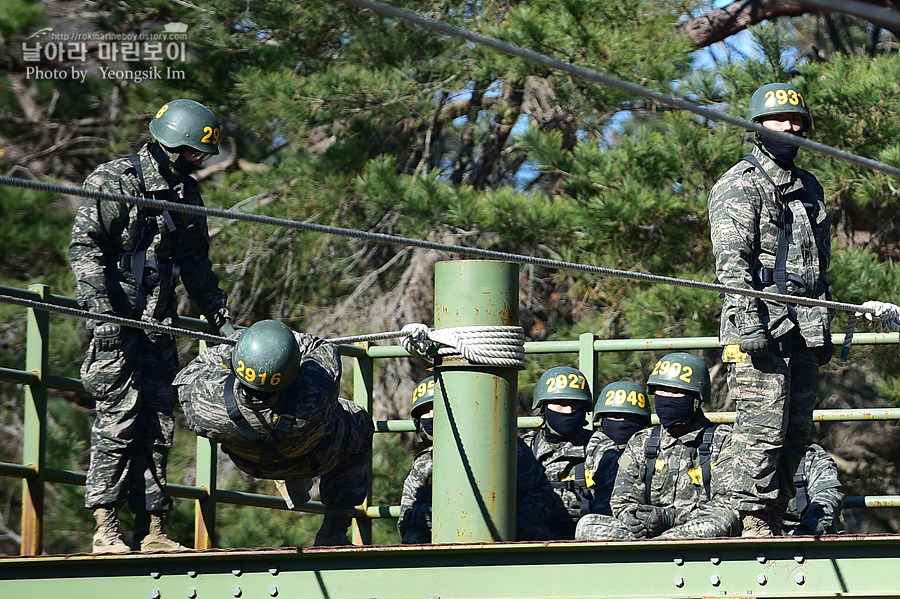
left=235, top=359, right=282, bottom=388
left=546, top=373, right=586, bottom=393
left=650, top=359, right=694, bottom=384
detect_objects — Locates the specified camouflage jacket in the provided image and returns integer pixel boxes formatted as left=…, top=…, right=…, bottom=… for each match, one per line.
left=611, top=422, right=739, bottom=539
left=783, top=443, right=844, bottom=535
left=174, top=329, right=347, bottom=476
left=397, top=439, right=557, bottom=543
left=708, top=144, right=832, bottom=346
left=582, top=431, right=625, bottom=517
left=521, top=427, right=612, bottom=520
left=69, top=142, right=226, bottom=325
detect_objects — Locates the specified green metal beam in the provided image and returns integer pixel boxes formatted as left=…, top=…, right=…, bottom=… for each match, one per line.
left=2, top=536, right=900, bottom=599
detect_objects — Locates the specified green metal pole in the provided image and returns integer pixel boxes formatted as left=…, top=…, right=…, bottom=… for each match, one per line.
left=22, top=284, right=49, bottom=555
left=193, top=337, right=217, bottom=549
left=578, top=332, right=598, bottom=420
left=432, top=260, right=519, bottom=543
left=351, top=341, right=374, bottom=545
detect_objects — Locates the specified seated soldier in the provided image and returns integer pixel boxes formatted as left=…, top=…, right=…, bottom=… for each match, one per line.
left=782, top=443, right=844, bottom=536
left=583, top=380, right=652, bottom=516
left=576, top=352, right=740, bottom=540
left=174, top=319, right=374, bottom=546
left=522, top=366, right=620, bottom=539
left=398, top=376, right=556, bottom=543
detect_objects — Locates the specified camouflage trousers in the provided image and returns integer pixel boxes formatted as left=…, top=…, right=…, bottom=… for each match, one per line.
left=727, top=346, right=819, bottom=514
left=576, top=511, right=739, bottom=541
left=82, top=329, right=178, bottom=512
left=224, top=399, right=374, bottom=509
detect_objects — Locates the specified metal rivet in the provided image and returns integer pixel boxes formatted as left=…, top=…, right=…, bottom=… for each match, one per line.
left=756, top=553, right=766, bottom=564
left=233, top=586, right=242, bottom=597
left=673, top=556, right=684, bottom=566
left=710, top=556, right=721, bottom=565
left=188, top=570, right=198, bottom=578
left=268, top=568, right=279, bottom=576
left=268, top=586, right=278, bottom=597
left=794, top=553, right=805, bottom=564
left=150, top=590, right=161, bottom=599
left=757, top=573, right=767, bottom=585
left=795, top=573, right=805, bottom=585
left=188, top=588, right=197, bottom=599
left=151, top=571, right=162, bottom=579
left=232, top=569, right=242, bottom=577
left=674, top=576, right=684, bottom=588
left=710, top=575, right=721, bottom=587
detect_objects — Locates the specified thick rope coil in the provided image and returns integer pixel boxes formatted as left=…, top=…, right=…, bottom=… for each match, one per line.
left=401, top=323, right=526, bottom=368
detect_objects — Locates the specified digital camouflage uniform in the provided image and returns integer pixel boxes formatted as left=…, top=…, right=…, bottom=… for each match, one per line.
left=69, top=142, right=228, bottom=513
left=173, top=329, right=374, bottom=511
left=782, top=443, right=844, bottom=535
left=397, top=439, right=557, bottom=543
left=576, top=422, right=739, bottom=540
left=521, top=428, right=617, bottom=539
left=708, top=143, right=832, bottom=517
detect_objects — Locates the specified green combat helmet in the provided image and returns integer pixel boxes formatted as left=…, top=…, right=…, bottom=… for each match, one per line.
left=410, top=376, right=435, bottom=419
left=594, top=381, right=651, bottom=424
left=231, top=320, right=300, bottom=392
left=646, top=352, right=710, bottom=403
left=149, top=98, right=221, bottom=155
left=746, top=82, right=812, bottom=131
left=532, top=366, right=592, bottom=410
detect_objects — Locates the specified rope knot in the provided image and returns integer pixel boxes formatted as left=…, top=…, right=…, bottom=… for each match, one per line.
left=401, top=323, right=525, bottom=369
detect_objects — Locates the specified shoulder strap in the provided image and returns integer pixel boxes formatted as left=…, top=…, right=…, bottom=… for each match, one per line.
left=699, top=424, right=718, bottom=500
left=127, top=154, right=146, bottom=194
left=793, top=453, right=810, bottom=515
left=223, top=373, right=268, bottom=443
left=644, top=426, right=662, bottom=505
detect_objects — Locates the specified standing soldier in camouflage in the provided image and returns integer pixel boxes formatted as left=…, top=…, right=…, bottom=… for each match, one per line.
left=782, top=443, right=844, bottom=536
left=576, top=353, right=739, bottom=540
left=707, top=82, right=833, bottom=536
left=398, top=376, right=556, bottom=543
left=174, top=319, right=374, bottom=546
left=584, top=380, right=652, bottom=517
left=69, top=99, right=233, bottom=553
left=522, top=366, right=614, bottom=539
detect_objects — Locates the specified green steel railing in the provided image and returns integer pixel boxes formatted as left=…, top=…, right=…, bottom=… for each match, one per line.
left=1, top=282, right=899, bottom=554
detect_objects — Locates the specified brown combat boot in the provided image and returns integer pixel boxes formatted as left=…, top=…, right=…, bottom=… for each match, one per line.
left=133, top=512, right=187, bottom=551
left=740, top=511, right=775, bottom=538
left=92, top=506, right=131, bottom=554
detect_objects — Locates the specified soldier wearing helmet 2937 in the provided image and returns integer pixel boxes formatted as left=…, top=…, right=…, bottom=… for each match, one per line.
left=522, top=366, right=619, bottom=539
left=398, top=376, right=556, bottom=543
left=174, top=320, right=374, bottom=546
left=576, top=353, right=739, bottom=541
left=70, top=99, right=233, bottom=553
left=707, top=83, right=833, bottom=537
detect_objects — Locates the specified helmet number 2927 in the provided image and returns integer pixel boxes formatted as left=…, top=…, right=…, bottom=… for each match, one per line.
left=546, top=373, right=586, bottom=393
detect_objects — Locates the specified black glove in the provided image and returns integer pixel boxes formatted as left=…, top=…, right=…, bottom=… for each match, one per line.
left=412, top=504, right=432, bottom=533
left=739, top=326, right=769, bottom=356
left=636, top=505, right=676, bottom=537
left=818, top=337, right=834, bottom=366
left=622, top=510, right=649, bottom=537
left=93, top=321, right=122, bottom=352
left=209, top=307, right=234, bottom=337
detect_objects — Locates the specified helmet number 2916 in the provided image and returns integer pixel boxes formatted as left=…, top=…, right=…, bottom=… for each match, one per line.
left=235, top=359, right=282, bottom=388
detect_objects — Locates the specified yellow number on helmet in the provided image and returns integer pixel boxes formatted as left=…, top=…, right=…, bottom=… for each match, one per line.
left=155, top=103, right=170, bottom=119
left=679, top=366, right=693, bottom=384
left=270, top=373, right=282, bottom=387
left=775, top=88, right=788, bottom=105
left=555, top=374, right=568, bottom=391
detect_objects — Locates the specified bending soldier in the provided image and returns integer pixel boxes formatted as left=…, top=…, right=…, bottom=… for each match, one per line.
left=584, top=380, right=652, bottom=517
left=576, top=353, right=739, bottom=540
left=522, top=367, right=612, bottom=539
left=398, top=376, right=556, bottom=543
left=174, top=320, right=374, bottom=546
left=69, top=99, right=233, bottom=553
left=782, top=443, right=844, bottom=536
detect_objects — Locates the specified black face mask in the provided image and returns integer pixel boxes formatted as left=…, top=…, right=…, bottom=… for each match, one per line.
left=602, top=417, right=645, bottom=447
left=172, top=153, right=198, bottom=177
left=418, top=417, right=434, bottom=441
left=758, top=132, right=800, bottom=168
left=544, top=408, right=587, bottom=439
left=654, top=393, right=698, bottom=429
